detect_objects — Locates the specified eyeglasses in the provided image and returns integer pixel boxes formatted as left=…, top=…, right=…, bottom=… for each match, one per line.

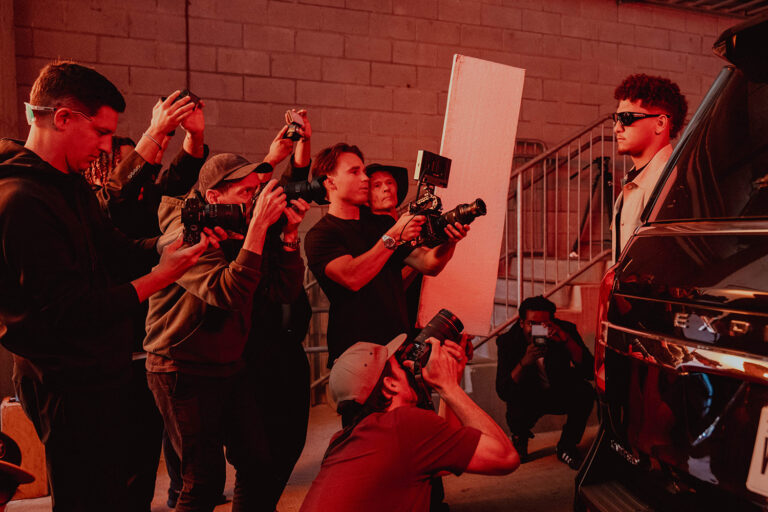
left=611, top=112, right=668, bottom=127
left=24, top=102, right=93, bottom=125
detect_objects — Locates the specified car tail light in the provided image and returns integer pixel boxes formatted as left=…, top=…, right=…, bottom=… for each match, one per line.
left=594, top=264, right=617, bottom=394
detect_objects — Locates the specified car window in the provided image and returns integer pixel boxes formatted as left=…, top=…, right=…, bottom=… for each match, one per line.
left=650, top=70, right=768, bottom=222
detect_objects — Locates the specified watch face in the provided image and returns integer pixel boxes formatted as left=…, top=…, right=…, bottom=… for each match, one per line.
left=382, top=234, right=396, bottom=249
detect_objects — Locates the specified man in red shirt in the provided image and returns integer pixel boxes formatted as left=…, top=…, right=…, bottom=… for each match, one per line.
left=300, top=335, right=520, bottom=512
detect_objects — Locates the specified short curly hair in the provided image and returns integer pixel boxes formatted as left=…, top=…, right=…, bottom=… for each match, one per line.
left=614, top=74, right=688, bottom=139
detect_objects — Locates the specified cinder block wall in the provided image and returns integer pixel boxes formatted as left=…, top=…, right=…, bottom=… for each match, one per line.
left=13, top=0, right=739, bottom=171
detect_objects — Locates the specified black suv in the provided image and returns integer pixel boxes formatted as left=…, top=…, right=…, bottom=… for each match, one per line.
left=576, top=14, right=768, bottom=512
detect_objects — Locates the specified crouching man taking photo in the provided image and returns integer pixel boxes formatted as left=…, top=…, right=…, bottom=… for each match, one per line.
left=299, top=335, right=520, bottom=511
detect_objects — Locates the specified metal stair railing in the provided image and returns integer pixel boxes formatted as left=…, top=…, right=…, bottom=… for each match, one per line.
left=485, top=114, right=629, bottom=349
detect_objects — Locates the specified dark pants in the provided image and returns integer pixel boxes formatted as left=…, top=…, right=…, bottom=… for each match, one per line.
left=14, top=374, right=131, bottom=512
left=247, top=342, right=310, bottom=510
left=125, top=358, right=164, bottom=512
left=163, top=427, right=226, bottom=499
left=148, top=369, right=270, bottom=512
left=505, top=377, right=595, bottom=449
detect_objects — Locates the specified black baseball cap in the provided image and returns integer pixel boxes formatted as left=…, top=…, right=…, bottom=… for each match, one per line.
left=195, top=153, right=271, bottom=193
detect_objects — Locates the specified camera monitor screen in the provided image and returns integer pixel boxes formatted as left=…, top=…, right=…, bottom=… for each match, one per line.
left=414, top=150, right=452, bottom=188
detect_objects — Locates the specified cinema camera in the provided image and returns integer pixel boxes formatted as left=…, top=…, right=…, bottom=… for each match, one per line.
left=181, top=191, right=246, bottom=244
left=397, top=309, right=464, bottom=373
left=407, top=150, right=487, bottom=247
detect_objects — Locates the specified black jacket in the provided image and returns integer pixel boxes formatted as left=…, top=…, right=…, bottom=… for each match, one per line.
left=495, top=318, right=594, bottom=402
left=0, top=139, right=157, bottom=387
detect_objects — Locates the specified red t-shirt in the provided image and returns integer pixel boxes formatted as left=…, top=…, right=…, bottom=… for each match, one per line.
left=300, top=405, right=481, bottom=512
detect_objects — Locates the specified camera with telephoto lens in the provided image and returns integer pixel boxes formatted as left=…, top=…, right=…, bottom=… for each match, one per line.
left=397, top=309, right=464, bottom=372
left=181, top=191, right=246, bottom=244
left=407, top=150, right=487, bottom=247
left=531, top=324, right=550, bottom=348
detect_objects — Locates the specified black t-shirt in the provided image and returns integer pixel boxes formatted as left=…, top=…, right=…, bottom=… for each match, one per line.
left=305, top=208, right=414, bottom=366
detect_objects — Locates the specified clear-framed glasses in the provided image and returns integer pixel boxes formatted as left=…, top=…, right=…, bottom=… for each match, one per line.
left=24, top=102, right=93, bottom=125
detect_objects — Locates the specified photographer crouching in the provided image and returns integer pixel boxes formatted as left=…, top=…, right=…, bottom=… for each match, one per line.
left=495, top=296, right=595, bottom=469
left=300, top=312, right=520, bottom=512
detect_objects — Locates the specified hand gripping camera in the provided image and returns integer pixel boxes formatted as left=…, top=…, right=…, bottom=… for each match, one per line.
left=181, top=191, right=246, bottom=244
left=407, top=150, right=487, bottom=247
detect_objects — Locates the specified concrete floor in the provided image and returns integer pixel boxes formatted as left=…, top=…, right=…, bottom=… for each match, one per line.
left=7, top=404, right=595, bottom=512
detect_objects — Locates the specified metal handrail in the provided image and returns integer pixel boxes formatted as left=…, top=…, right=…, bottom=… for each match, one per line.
left=508, top=114, right=613, bottom=182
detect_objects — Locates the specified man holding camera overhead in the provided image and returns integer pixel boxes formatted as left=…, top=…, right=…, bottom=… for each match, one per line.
left=304, top=145, right=470, bottom=384
left=495, top=296, right=594, bottom=470
left=143, top=124, right=309, bottom=510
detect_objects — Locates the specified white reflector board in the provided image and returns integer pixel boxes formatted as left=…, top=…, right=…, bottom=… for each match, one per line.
left=417, top=55, right=525, bottom=335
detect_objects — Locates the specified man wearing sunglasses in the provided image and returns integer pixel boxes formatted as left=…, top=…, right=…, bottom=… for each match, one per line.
left=611, top=74, right=688, bottom=261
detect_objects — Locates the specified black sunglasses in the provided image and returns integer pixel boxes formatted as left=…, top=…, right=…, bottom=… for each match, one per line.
left=611, top=112, right=668, bottom=127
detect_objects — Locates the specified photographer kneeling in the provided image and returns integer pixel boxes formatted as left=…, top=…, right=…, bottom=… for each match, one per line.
left=495, top=296, right=595, bottom=469
left=300, top=334, right=520, bottom=512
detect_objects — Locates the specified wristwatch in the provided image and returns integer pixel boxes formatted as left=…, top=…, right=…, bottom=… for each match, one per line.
left=381, top=234, right=397, bottom=250
left=281, top=237, right=300, bottom=250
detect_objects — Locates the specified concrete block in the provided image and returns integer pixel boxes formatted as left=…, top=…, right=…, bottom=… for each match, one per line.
left=189, top=45, right=217, bottom=72
left=297, top=31, right=344, bottom=56
left=217, top=48, right=270, bottom=76
left=99, top=37, right=156, bottom=66
left=61, top=3, right=129, bottom=36
left=438, top=0, right=482, bottom=25
left=245, top=76, right=296, bottom=104
left=297, top=80, right=346, bottom=107
left=684, top=11, right=718, bottom=35
left=214, top=101, right=271, bottom=129
left=616, top=2, right=654, bottom=26
left=32, top=29, right=98, bottom=61
left=651, top=48, right=686, bottom=73
left=521, top=9, right=561, bottom=35
left=670, top=31, right=702, bottom=54
left=414, top=19, right=461, bottom=45
left=188, top=18, right=242, bottom=47
left=392, top=41, right=438, bottom=67
left=345, top=84, right=393, bottom=110
left=371, top=111, right=417, bottom=136
left=416, top=114, right=443, bottom=137
left=580, top=0, right=618, bottom=22
left=322, top=58, right=370, bottom=85
left=560, top=15, right=599, bottom=40
left=267, top=2, right=324, bottom=30
left=597, top=20, right=631, bottom=45
left=651, top=5, right=689, bottom=32
left=156, top=43, right=188, bottom=71
left=393, top=0, right=438, bottom=19
left=320, top=108, right=373, bottom=134
left=128, top=10, right=186, bottom=42
left=188, top=0, right=267, bottom=21
left=371, top=62, right=416, bottom=87
left=617, top=44, right=653, bottom=69
left=14, top=27, right=32, bottom=57
left=344, top=35, right=391, bottom=62
left=416, top=66, right=451, bottom=91
left=461, top=25, right=504, bottom=49
left=91, top=63, right=130, bottom=96
left=579, top=83, right=614, bottom=106
left=14, top=57, right=50, bottom=86
left=271, top=54, right=322, bottom=80
left=348, top=0, right=393, bottom=13
left=393, top=88, right=437, bottom=114
left=522, top=77, right=543, bottom=100
left=320, top=7, right=370, bottom=35
left=189, top=71, right=243, bottom=101
left=394, top=136, right=439, bottom=163
left=205, top=126, right=248, bottom=153
left=244, top=25, right=295, bottom=52
left=300, top=0, right=345, bottom=7
left=520, top=99, right=560, bottom=123
left=130, top=67, right=187, bottom=95
left=502, top=30, right=543, bottom=56
left=561, top=60, right=599, bottom=84
left=353, top=133, right=393, bottom=160
left=369, top=14, right=418, bottom=41
left=13, top=0, right=66, bottom=29
left=634, top=25, right=670, bottom=50
left=581, top=40, right=618, bottom=63
left=481, top=5, right=522, bottom=29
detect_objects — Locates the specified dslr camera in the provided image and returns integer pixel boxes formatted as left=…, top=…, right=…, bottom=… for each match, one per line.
left=281, top=175, right=329, bottom=205
left=181, top=191, right=246, bottom=244
left=407, top=150, right=487, bottom=247
left=397, top=309, right=464, bottom=373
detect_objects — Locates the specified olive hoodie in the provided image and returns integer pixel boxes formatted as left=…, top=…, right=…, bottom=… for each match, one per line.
left=143, top=195, right=304, bottom=376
